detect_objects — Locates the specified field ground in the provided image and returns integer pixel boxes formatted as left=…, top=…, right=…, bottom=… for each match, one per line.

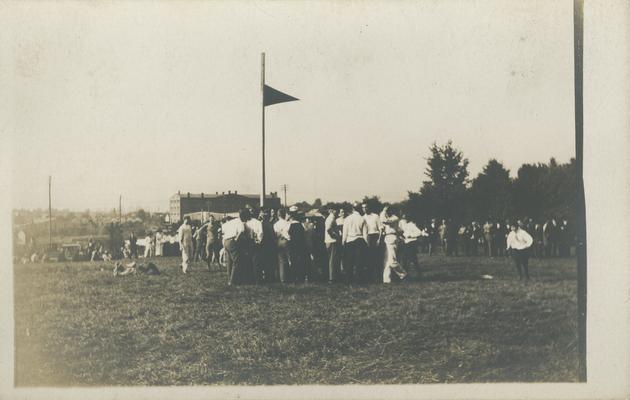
left=14, top=254, right=578, bottom=385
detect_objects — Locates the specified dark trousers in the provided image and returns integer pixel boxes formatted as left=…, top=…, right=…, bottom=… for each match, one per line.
left=344, top=239, right=367, bottom=283
left=289, top=246, right=308, bottom=283
left=194, top=240, right=206, bottom=261
left=225, top=237, right=252, bottom=285
left=277, top=238, right=290, bottom=283
left=326, top=242, right=340, bottom=282
left=224, top=238, right=238, bottom=285
left=403, top=240, right=419, bottom=272
left=511, top=249, right=530, bottom=280
left=251, top=244, right=262, bottom=284
left=366, top=234, right=382, bottom=283
left=260, top=244, right=277, bottom=283
left=484, top=236, right=493, bottom=257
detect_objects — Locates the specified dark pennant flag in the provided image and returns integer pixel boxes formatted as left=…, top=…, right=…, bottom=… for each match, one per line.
left=264, top=84, right=299, bottom=107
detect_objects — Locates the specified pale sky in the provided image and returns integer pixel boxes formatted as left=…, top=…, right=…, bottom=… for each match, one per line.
left=3, top=1, right=575, bottom=212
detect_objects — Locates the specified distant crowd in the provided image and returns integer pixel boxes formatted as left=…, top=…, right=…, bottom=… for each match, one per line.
left=16, top=202, right=574, bottom=284
left=168, top=202, right=574, bottom=285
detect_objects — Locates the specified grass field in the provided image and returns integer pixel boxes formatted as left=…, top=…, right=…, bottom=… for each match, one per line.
left=13, top=254, right=579, bottom=386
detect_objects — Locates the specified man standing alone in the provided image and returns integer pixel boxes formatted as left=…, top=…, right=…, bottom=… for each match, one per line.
left=506, top=221, right=534, bottom=281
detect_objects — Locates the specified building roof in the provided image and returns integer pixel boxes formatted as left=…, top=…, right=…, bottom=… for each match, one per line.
left=171, top=192, right=278, bottom=200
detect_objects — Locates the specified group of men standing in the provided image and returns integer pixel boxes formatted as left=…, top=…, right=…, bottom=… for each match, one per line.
left=174, top=203, right=575, bottom=285
left=175, top=202, right=432, bottom=285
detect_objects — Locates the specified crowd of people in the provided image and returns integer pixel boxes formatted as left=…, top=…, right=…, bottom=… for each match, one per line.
left=171, top=202, right=575, bottom=285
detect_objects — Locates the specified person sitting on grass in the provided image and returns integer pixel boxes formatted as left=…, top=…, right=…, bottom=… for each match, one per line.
left=506, top=221, right=534, bottom=282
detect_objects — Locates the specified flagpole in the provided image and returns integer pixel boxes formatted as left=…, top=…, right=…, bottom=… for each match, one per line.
left=261, top=52, right=266, bottom=208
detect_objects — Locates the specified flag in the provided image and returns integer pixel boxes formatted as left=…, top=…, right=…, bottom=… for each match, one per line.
left=264, top=84, right=299, bottom=107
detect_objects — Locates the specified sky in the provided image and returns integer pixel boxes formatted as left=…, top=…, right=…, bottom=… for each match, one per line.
left=3, top=1, right=576, bottom=212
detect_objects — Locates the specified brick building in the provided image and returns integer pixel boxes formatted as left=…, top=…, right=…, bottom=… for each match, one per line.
left=169, top=190, right=281, bottom=223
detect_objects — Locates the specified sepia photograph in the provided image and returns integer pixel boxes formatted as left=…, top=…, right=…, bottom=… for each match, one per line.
left=1, top=0, right=629, bottom=398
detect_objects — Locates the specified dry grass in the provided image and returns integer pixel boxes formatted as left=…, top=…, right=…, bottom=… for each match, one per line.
left=14, top=254, right=578, bottom=386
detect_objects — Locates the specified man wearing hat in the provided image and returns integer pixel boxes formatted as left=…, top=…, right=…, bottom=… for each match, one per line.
left=342, top=202, right=369, bottom=283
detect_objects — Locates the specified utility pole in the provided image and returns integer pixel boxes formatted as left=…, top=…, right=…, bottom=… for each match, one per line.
left=260, top=52, right=266, bottom=208
left=119, top=195, right=122, bottom=223
left=280, top=184, right=288, bottom=208
left=573, top=0, right=586, bottom=382
left=48, top=175, right=52, bottom=249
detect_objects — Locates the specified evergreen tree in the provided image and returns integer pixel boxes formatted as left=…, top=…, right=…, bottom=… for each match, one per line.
left=407, top=141, right=470, bottom=222
left=469, top=159, right=513, bottom=221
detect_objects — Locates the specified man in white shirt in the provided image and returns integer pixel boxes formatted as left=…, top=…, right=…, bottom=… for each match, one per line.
left=399, top=213, right=424, bottom=277
left=380, top=206, right=407, bottom=283
left=246, top=209, right=264, bottom=284
left=177, top=217, right=193, bottom=273
left=324, top=208, right=340, bottom=283
left=221, top=210, right=248, bottom=285
left=506, top=221, right=534, bottom=281
left=362, top=203, right=383, bottom=283
left=342, top=202, right=368, bottom=283
left=273, top=208, right=291, bottom=283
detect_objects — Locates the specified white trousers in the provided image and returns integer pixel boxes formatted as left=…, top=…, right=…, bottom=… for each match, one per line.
left=181, top=243, right=193, bottom=272
left=383, top=236, right=407, bottom=283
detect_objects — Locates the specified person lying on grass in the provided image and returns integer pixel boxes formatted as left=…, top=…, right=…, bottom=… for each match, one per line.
left=113, top=261, right=160, bottom=276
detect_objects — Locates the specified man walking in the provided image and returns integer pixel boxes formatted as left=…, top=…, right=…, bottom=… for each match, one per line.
left=399, top=213, right=424, bottom=277
left=177, top=217, right=194, bottom=273
left=380, top=206, right=407, bottom=283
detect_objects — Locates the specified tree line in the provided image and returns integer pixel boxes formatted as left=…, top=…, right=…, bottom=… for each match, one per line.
left=300, top=141, right=576, bottom=224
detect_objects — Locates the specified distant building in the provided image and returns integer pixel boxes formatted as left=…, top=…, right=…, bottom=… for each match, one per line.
left=169, top=190, right=281, bottom=223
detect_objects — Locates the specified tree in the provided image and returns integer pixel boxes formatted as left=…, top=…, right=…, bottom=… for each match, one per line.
left=513, top=162, right=547, bottom=219
left=512, top=158, right=577, bottom=221
left=469, top=159, right=513, bottom=221
left=407, top=140, right=470, bottom=222
left=361, top=195, right=384, bottom=213
left=312, top=198, right=323, bottom=209
left=136, top=208, right=147, bottom=221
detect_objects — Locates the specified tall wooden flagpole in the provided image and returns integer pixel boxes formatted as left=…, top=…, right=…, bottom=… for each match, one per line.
left=261, top=52, right=266, bottom=208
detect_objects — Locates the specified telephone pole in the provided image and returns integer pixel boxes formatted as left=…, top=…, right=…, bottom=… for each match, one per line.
left=119, top=195, right=122, bottom=223
left=48, top=176, right=52, bottom=249
left=280, top=184, right=288, bottom=208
